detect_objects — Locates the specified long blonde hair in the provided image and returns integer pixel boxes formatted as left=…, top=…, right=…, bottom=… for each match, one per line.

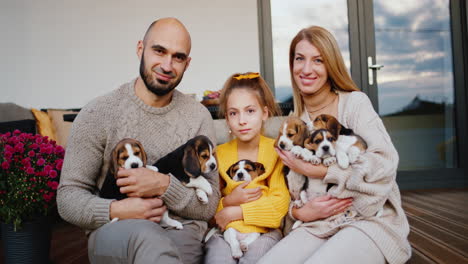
left=289, top=26, right=359, bottom=117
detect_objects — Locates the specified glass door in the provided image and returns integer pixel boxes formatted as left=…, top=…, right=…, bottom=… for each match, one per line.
left=371, top=0, right=457, bottom=170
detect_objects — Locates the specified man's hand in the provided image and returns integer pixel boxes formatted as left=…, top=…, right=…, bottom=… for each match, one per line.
left=223, top=182, right=262, bottom=207
left=116, top=167, right=170, bottom=197
left=109, top=197, right=167, bottom=223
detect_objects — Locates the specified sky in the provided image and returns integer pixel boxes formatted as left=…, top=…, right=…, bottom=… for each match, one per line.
left=270, top=0, right=453, bottom=116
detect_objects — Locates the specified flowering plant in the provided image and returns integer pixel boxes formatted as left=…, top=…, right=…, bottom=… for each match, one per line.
left=0, top=130, right=64, bottom=231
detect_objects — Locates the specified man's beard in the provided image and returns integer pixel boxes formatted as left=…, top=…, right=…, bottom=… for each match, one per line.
left=139, top=53, right=184, bottom=96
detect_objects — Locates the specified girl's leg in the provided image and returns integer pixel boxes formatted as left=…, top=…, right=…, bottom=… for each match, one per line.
left=257, top=227, right=326, bottom=264
left=304, top=227, right=385, bottom=264
left=204, top=232, right=237, bottom=264
left=239, top=229, right=282, bottom=264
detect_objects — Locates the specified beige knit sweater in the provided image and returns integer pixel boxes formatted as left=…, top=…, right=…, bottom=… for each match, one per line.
left=57, top=79, right=220, bottom=233
left=292, top=91, right=412, bottom=264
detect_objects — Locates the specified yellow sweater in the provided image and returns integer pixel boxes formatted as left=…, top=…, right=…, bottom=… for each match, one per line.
left=216, top=136, right=290, bottom=233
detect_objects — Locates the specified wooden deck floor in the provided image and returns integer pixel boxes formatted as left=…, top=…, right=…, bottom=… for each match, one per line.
left=1, top=189, right=468, bottom=264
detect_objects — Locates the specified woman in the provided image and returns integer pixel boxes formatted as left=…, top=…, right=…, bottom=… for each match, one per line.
left=258, top=26, right=411, bottom=264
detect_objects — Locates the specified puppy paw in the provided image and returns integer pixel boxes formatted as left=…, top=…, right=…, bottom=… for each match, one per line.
left=291, top=146, right=303, bottom=157
left=293, top=199, right=304, bottom=208
left=196, top=190, right=209, bottom=204
left=323, top=157, right=336, bottom=166
left=231, top=248, right=243, bottom=259
left=240, top=241, right=248, bottom=252
left=310, top=156, right=321, bottom=165
left=174, top=222, right=183, bottom=230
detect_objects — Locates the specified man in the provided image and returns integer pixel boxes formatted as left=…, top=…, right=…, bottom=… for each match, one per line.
left=57, top=18, right=220, bottom=264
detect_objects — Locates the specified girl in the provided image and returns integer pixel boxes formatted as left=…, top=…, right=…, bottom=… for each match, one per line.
left=204, top=72, right=290, bottom=264
left=258, top=26, right=411, bottom=264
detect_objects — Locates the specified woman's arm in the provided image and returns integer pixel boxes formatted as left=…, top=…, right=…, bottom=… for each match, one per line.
left=324, top=92, right=399, bottom=217
left=276, top=148, right=328, bottom=179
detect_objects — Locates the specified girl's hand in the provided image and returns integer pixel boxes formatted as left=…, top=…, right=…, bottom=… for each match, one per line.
left=223, top=181, right=262, bottom=207
left=215, top=206, right=243, bottom=230
left=292, top=195, right=353, bottom=222
left=276, top=148, right=328, bottom=179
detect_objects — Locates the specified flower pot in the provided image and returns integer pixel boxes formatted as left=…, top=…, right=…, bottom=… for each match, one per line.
left=1, top=216, right=51, bottom=264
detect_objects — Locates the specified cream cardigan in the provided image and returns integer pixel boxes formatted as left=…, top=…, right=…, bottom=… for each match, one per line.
left=293, top=91, right=411, bottom=264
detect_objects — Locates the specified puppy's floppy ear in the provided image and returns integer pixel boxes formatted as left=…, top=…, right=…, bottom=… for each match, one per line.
left=327, top=120, right=340, bottom=138
left=109, top=143, right=121, bottom=178
left=295, top=121, right=308, bottom=146
left=304, top=137, right=313, bottom=150
left=135, top=141, right=147, bottom=167
left=183, top=142, right=201, bottom=177
left=254, top=162, right=265, bottom=176
left=226, top=162, right=236, bottom=177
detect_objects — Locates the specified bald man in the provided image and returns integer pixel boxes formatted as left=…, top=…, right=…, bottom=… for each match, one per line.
left=57, top=18, right=220, bottom=264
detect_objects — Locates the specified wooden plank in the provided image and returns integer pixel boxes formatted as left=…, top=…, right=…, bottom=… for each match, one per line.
left=407, top=248, right=438, bottom=264
left=406, top=193, right=468, bottom=215
left=402, top=196, right=468, bottom=224
left=404, top=205, right=468, bottom=238
left=407, top=214, right=468, bottom=257
left=408, top=228, right=468, bottom=263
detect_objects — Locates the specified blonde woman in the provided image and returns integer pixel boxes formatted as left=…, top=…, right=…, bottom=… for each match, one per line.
left=259, top=26, right=411, bottom=264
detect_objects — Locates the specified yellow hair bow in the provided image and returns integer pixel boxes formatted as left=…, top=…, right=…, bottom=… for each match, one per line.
left=233, top=72, right=260, bottom=80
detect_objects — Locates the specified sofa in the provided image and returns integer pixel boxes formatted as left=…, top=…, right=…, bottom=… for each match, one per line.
left=0, top=102, right=286, bottom=147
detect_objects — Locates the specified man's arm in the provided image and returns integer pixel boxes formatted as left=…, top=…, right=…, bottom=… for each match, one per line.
left=57, top=106, right=112, bottom=230
left=161, top=107, right=221, bottom=221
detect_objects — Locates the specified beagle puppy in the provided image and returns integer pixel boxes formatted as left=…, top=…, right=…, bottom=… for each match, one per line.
left=304, top=129, right=338, bottom=167
left=154, top=135, right=217, bottom=204
left=274, top=116, right=308, bottom=156
left=226, top=159, right=265, bottom=182
left=313, top=114, right=367, bottom=169
left=275, top=116, right=320, bottom=164
left=223, top=160, right=265, bottom=258
left=100, top=138, right=183, bottom=230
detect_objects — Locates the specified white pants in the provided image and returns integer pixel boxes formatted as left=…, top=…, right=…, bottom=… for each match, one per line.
left=258, top=227, right=385, bottom=264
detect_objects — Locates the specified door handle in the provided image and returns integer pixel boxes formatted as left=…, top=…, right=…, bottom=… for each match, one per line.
left=369, top=64, right=384, bottom=70
left=367, top=56, right=383, bottom=85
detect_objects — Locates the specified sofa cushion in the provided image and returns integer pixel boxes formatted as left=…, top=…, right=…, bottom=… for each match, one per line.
left=47, top=109, right=80, bottom=148
left=31, top=108, right=57, bottom=141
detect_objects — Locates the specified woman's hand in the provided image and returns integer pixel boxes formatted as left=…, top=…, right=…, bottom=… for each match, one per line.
left=292, top=195, right=353, bottom=222
left=215, top=206, right=243, bottom=230
left=222, top=181, right=262, bottom=207
left=276, top=148, right=328, bottom=179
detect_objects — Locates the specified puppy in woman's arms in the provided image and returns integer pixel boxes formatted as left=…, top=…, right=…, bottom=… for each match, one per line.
left=313, top=114, right=367, bottom=169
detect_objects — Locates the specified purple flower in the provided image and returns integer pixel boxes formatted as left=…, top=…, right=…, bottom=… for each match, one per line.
left=49, top=170, right=58, bottom=178
left=4, top=151, right=13, bottom=159
left=47, top=181, right=59, bottom=190
left=55, top=160, right=63, bottom=170
left=44, top=165, right=52, bottom=172
left=1, top=161, right=10, bottom=170
left=26, top=167, right=35, bottom=174
left=37, top=158, right=46, bottom=166
left=28, top=150, right=35, bottom=157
